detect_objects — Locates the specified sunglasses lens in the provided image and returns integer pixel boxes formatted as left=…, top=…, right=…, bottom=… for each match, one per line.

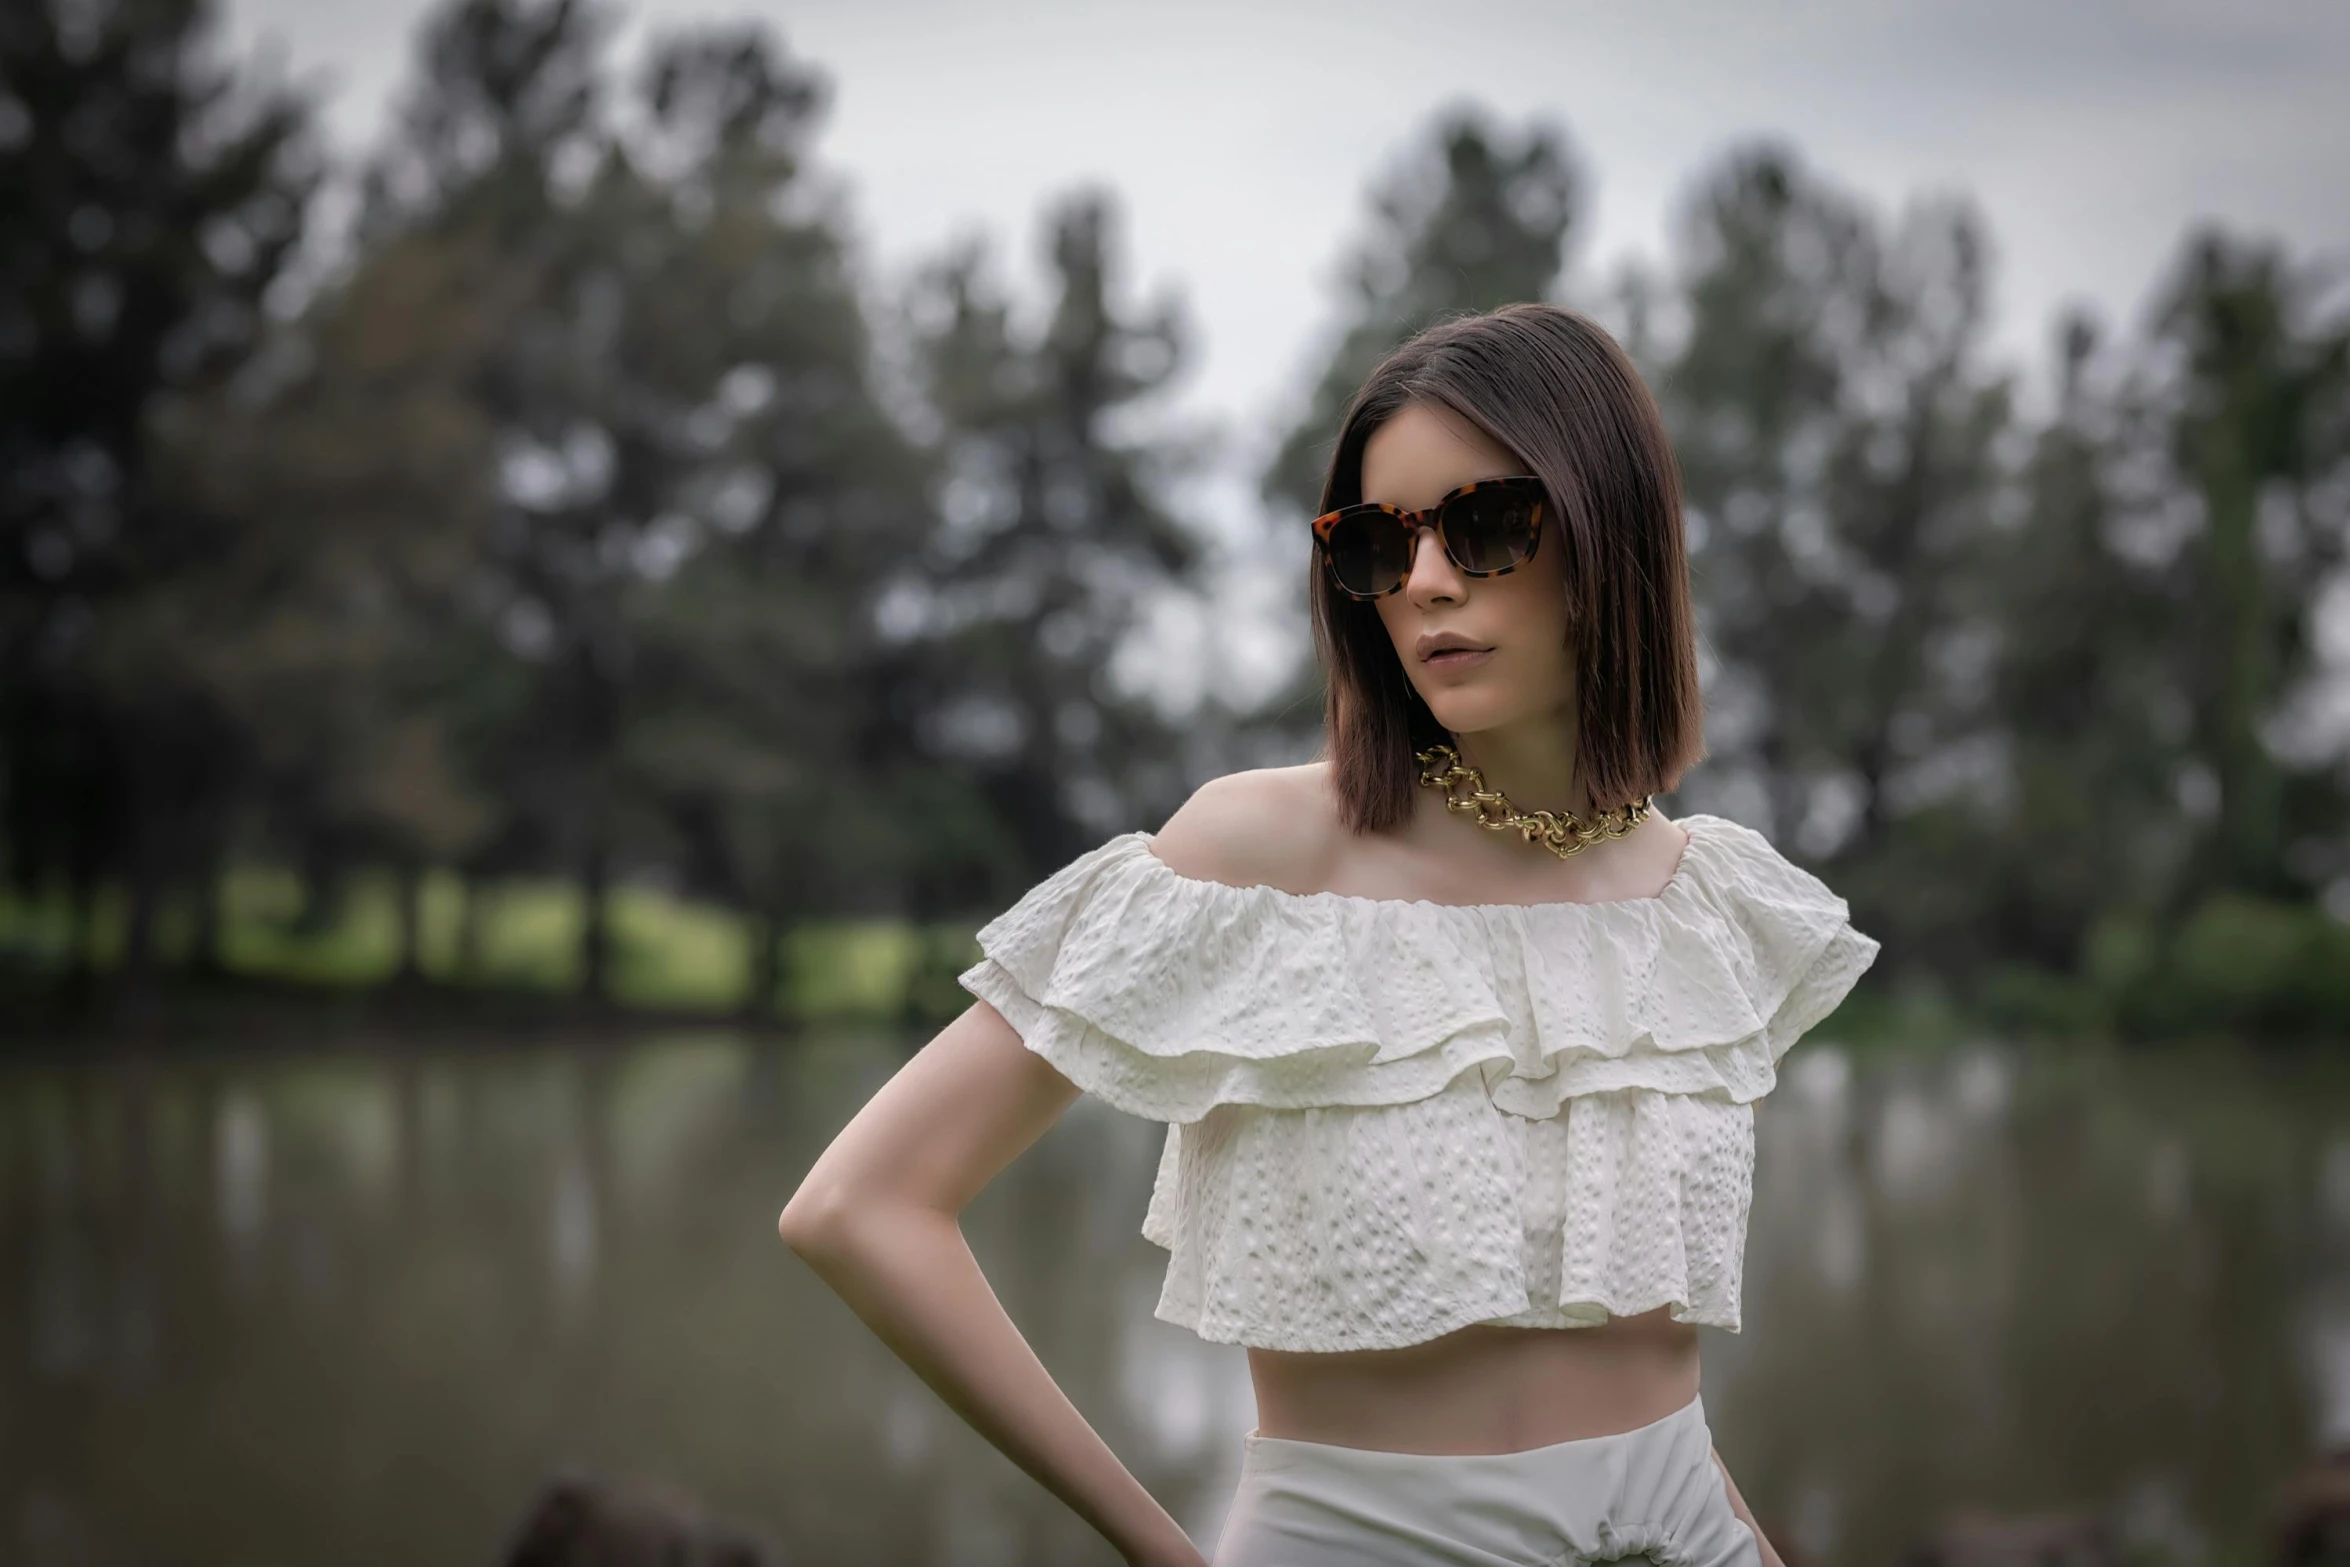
left=1323, top=511, right=1414, bottom=596
left=1443, top=485, right=1541, bottom=574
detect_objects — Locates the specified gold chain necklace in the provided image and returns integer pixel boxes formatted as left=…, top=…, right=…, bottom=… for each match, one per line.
left=1413, top=743, right=1653, bottom=860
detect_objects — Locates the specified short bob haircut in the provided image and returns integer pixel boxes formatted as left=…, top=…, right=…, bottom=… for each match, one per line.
left=1311, top=302, right=1706, bottom=834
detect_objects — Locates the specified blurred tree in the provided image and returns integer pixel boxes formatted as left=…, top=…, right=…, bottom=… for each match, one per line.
left=610, top=24, right=930, bottom=1015
left=356, top=0, right=606, bottom=240
left=904, top=191, right=1206, bottom=891
left=1659, top=145, right=2011, bottom=977
left=1659, top=146, right=1868, bottom=824
left=170, top=223, right=518, bottom=985
left=1970, top=314, right=2186, bottom=974
left=8, top=3, right=2344, bottom=1041
left=330, top=0, right=931, bottom=1008
left=0, top=0, right=316, bottom=1004
left=1983, top=246, right=2350, bottom=1037
left=1821, top=203, right=2011, bottom=855
left=1262, top=108, right=1581, bottom=520
left=358, top=0, right=652, bottom=1000
left=2149, top=230, right=2350, bottom=904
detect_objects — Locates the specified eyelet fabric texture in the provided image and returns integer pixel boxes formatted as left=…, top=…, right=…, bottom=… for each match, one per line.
left=957, top=814, right=1879, bottom=1353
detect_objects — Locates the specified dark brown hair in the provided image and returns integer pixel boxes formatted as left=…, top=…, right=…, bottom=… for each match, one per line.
left=1312, top=302, right=1706, bottom=833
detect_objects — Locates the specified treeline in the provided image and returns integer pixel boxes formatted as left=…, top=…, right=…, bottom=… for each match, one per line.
left=2, top=0, right=1214, bottom=1016
left=1266, top=122, right=2350, bottom=1040
left=2, top=0, right=2346, bottom=1037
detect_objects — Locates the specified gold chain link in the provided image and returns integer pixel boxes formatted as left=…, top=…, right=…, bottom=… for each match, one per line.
left=1412, top=743, right=1652, bottom=860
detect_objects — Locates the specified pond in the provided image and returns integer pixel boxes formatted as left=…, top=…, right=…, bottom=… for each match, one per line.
left=1, top=1027, right=2337, bottom=1565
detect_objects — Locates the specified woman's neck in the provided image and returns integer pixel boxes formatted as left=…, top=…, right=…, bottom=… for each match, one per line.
left=1452, top=716, right=1590, bottom=818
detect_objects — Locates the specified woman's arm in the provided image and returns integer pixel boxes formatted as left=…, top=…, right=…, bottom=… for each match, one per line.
left=1712, top=1449, right=1787, bottom=1567
left=777, top=999, right=1207, bottom=1567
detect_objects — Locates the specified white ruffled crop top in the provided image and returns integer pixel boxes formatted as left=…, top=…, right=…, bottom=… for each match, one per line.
left=957, top=813, right=1880, bottom=1354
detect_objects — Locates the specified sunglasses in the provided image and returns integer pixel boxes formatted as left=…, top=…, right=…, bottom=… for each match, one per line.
left=1310, top=476, right=1546, bottom=600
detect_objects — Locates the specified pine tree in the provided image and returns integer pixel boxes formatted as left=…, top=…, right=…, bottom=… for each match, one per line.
left=906, top=190, right=1205, bottom=890
left=612, top=24, right=928, bottom=1013
left=338, top=0, right=927, bottom=1005
left=1663, top=148, right=2007, bottom=833
left=0, top=0, right=315, bottom=1002
left=2151, top=230, right=2350, bottom=901
left=1659, top=145, right=2011, bottom=978
left=1976, top=313, right=2185, bottom=971
left=1262, top=108, right=1581, bottom=520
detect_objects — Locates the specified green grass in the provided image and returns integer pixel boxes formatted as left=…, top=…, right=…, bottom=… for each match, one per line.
left=782, top=921, right=927, bottom=1021
left=0, top=868, right=979, bottom=1022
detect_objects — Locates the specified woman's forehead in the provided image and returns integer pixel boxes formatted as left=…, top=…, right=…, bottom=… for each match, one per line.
left=1360, top=402, right=1521, bottom=510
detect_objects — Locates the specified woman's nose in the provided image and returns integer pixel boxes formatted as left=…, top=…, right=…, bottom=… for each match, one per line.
left=1403, top=524, right=1464, bottom=604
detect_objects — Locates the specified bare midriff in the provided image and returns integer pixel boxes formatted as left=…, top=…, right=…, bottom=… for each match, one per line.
left=1246, top=1308, right=1702, bottom=1456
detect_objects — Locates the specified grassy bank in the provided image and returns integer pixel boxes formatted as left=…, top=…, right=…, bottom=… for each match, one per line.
left=10, top=869, right=2346, bottom=1055
left=0, top=868, right=981, bottom=1026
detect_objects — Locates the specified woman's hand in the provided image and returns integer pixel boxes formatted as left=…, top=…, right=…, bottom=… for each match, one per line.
left=779, top=999, right=1198, bottom=1565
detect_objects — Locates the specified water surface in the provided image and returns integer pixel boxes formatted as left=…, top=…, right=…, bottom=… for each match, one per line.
left=1, top=1029, right=2335, bottom=1564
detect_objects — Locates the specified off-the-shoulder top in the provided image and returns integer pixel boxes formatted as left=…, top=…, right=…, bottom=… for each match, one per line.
left=957, top=814, right=1880, bottom=1354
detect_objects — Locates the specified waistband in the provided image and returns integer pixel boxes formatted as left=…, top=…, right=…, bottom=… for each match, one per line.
left=1240, top=1392, right=1709, bottom=1473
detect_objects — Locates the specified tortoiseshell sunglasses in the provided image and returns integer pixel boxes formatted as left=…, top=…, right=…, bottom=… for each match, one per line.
left=1309, top=475, right=1546, bottom=600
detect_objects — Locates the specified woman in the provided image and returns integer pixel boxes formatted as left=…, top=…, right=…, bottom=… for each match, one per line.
left=779, top=302, right=1879, bottom=1567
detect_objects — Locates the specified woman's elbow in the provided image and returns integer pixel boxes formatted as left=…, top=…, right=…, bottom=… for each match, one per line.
left=776, top=1176, right=855, bottom=1258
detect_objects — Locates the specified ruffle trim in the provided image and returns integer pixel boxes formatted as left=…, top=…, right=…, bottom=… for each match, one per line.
left=959, top=814, right=1879, bottom=1125
left=1137, top=1081, right=1762, bottom=1350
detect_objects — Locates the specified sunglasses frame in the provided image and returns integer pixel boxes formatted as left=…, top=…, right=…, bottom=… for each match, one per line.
left=1310, top=475, right=1547, bottom=601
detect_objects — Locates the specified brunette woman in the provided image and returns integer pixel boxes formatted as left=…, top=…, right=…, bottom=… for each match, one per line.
left=779, top=302, right=1878, bottom=1567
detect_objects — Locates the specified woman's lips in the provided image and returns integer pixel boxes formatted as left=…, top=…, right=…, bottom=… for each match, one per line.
left=1423, top=646, right=1495, bottom=671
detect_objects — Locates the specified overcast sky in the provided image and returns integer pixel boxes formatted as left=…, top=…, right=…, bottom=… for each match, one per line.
left=229, top=0, right=2340, bottom=422
left=229, top=0, right=2350, bottom=425
left=222, top=0, right=2350, bottom=706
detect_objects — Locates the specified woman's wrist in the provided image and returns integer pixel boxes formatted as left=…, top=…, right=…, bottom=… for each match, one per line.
left=1118, top=1515, right=1208, bottom=1567
left=787, top=1199, right=1195, bottom=1565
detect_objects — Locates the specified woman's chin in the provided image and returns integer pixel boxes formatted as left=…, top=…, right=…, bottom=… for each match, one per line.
left=1419, top=694, right=1528, bottom=738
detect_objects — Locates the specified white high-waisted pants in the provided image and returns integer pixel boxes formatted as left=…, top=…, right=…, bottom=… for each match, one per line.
left=1211, top=1394, right=1762, bottom=1567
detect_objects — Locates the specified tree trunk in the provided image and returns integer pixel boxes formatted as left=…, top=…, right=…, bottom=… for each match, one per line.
left=2199, top=429, right=2285, bottom=896
left=739, top=908, right=778, bottom=1021
left=295, top=831, right=342, bottom=938
left=579, top=839, right=611, bottom=1006
left=116, top=814, right=162, bottom=1022
left=454, top=869, right=488, bottom=982
left=190, top=850, right=228, bottom=982
left=392, top=859, right=426, bottom=989
left=65, top=861, right=99, bottom=1009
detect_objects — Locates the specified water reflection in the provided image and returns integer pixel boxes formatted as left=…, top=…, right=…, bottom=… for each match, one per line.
left=215, top=1090, right=267, bottom=1257
left=549, top=1153, right=598, bottom=1308
left=0, top=1033, right=2336, bottom=1565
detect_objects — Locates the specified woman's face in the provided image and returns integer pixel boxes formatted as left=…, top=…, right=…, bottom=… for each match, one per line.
left=1358, top=401, right=1573, bottom=739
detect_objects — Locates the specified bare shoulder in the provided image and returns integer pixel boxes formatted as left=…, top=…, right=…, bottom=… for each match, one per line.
left=1148, top=762, right=1345, bottom=896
